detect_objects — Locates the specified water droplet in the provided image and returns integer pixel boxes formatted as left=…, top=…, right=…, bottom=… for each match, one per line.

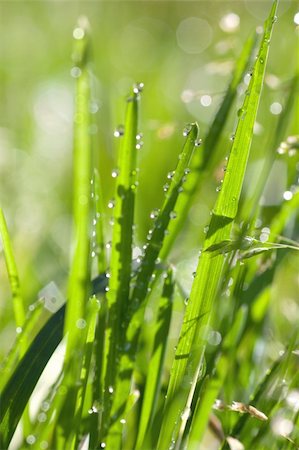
left=208, top=330, right=222, bottom=346
left=183, top=124, right=192, bottom=137
left=184, top=297, right=189, bottom=306
left=88, top=405, right=99, bottom=414
left=216, top=186, right=221, bottom=192
left=150, top=209, right=160, bottom=219
left=105, top=241, right=112, bottom=249
left=170, top=211, right=177, bottom=219
left=40, top=441, right=49, bottom=450
left=120, top=418, right=126, bottom=424
left=181, top=407, right=191, bottom=421
left=272, top=15, right=278, bottom=24
left=167, top=171, right=175, bottom=180
left=237, top=107, right=245, bottom=117
left=136, top=142, right=143, bottom=150
left=91, top=251, right=96, bottom=258
left=270, top=102, right=282, bottom=115
left=163, top=183, right=170, bottom=192
left=100, top=443, right=106, bottom=448
left=200, top=94, right=212, bottom=107
left=195, top=139, right=202, bottom=147
left=73, top=27, right=85, bottom=40
left=133, top=82, right=144, bottom=94
left=136, top=133, right=143, bottom=140
left=259, top=57, right=264, bottom=64
left=230, top=134, right=235, bottom=141
left=204, top=225, right=209, bottom=234
left=192, top=271, right=197, bottom=278
left=184, top=168, right=191, bottom=175
left=178, top=186, right=184, bottom=193
left=108, top=199, right=115, bottom=209
left=76, top=318, right=86, bottom=329
left=283, top=190, right=293, bottom=201
left=37, top=412, right=47, bottom=423
left=26, top=435, right=36, bottom=445
left=70, top=66, right=82, bottom=78
left=108, top=386, right=114, bottom=394
left=41, top=401, right=50, bottom=412
left=114, top=126, right=124, bottom=137
left=111, top=169, right=119, bottom=178
left=16, top=326, right=22, bottom=334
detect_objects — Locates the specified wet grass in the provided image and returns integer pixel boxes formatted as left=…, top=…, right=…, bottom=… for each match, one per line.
left=1, top=1, right=299, bottom=449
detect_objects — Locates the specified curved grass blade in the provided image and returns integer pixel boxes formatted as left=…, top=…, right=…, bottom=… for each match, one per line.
left=157, top=3, right=278, bottom=448
left=160, top=32, right=257, bottom=261
left=105, top=123, right=199, bottom=449
left=135, top=269, right=174, bottom=450
left=0, top=275, right=107, bottom=449
left=0, top=300, right=44, bottom=391
left=0, top=305, right=65, bottom=449
left=0, top=208, right=25, bottom=328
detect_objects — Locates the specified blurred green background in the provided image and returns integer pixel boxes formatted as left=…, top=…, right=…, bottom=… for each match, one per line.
left=0, top=1, right=298, bottom=355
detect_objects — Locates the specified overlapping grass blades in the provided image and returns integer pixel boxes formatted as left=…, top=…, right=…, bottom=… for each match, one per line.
left=105, top=123, right=199, bottom=448
left=160, top=32, right=257, bottom=261
left=135, top=268, right=174, bottom=449
left=1, top=1, right=299, bottom=449
left=102, top=85, right=140, bottom=435
left=157, top=2, right=278, bottom=448
left=0, top=305, right=65, bottom=448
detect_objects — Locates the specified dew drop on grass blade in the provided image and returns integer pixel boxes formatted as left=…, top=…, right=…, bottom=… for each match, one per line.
left=157, top=3, right=278, bottom=449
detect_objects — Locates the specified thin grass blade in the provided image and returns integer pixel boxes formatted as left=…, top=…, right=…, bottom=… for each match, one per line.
left=0, top=208, right=25, bottom=328
left=93, top=168, right=107, bottom=275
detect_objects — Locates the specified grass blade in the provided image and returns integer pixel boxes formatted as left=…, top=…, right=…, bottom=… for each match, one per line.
left=0, top=208, right=25, bottom=328
left=135, top=268, right=174, bottom=450
left=64, top=18, right=92, bottom=358
left=0, top=305, right=65, bottom=449
left=102, top=85, right=140, bottom=435
left=160, top=32, right=257, bottom=261
left=157, top=3, right=278, bottom=448
left=105, top=123, right=198, bottom=448
left=93, top=168, right=107, bottom=275
left=0, top=300, right=44, bottom=391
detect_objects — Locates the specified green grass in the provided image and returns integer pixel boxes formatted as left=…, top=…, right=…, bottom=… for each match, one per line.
left=1, top=1, right=299, bottom=449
